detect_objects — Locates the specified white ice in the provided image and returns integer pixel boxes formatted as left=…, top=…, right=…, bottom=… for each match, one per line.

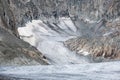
left=59, top=17, right=77, bottom=32
left=18, top=18, right=89, bottom=64
left=0, top=61, right=120, bottom=80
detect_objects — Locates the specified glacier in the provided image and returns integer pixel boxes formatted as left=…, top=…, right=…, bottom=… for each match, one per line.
left=0, top=61, right=120, bottom=80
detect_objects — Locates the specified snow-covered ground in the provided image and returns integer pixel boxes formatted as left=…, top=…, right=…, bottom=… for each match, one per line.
left=18, top=18, right=89, bottom=64
left=0, top=61, right=120, bottom=80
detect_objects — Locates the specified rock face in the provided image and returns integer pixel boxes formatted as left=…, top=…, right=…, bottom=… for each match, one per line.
left=64, top=0, right=120, bottom=62
left=0, top=27, right=48, bottom=66
left=0, top=0, right=120, bottom=65
left=0, top=0, right=120, bottom=29
left=2, top=0, right=119, bottom=28
left=0, top=0, right=49, bottom=65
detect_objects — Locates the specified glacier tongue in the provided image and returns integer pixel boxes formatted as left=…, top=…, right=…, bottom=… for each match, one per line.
left=0, top=61, right=120, bottom=80
left=18, top=18, right=89, bottom=64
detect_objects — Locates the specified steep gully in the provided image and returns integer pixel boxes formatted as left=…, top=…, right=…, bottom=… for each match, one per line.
left=18, top=18, right=91, bottom=64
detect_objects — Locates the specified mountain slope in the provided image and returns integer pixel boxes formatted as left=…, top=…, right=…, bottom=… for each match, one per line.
left=0, top=0, right=120, bottom=65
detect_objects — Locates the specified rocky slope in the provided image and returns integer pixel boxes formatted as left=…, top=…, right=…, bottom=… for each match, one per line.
left=0, top=0, right=49, bottom=66
left=64, top=0, right=120, bottom=62
left=1, top=0, right=120, bottom=31
left=0, top=27, right=48, bottom=66
left=0, top=0, right=120, bottom=65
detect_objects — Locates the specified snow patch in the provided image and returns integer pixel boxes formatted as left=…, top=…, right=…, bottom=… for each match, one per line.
left=78, top=49, right=90, bottom=56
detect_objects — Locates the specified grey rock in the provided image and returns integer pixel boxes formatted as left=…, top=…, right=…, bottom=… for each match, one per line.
left=0, top=27, right=48, bottom=66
